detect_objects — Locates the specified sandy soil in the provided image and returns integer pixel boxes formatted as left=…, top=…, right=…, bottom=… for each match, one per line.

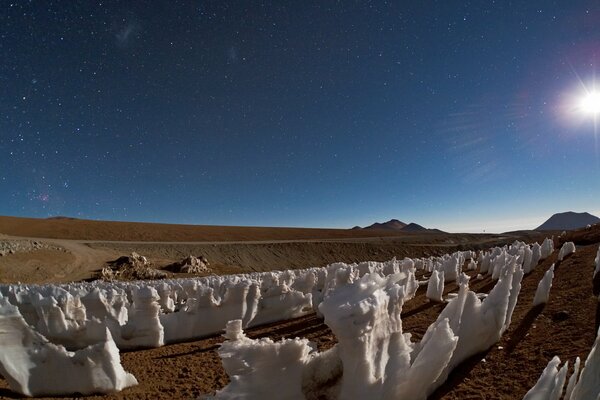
left=0, top=216, right=547, bottom=284
left=0, top=216, right=423, bottom=242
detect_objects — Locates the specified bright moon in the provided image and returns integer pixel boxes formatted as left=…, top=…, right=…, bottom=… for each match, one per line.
left=579, top=91, right=600, bottom=115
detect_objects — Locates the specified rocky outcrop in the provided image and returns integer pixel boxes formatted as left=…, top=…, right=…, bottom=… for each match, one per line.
left=166, top=255, right=210, bottom=274
left=100, top=252, right=167, bottom=281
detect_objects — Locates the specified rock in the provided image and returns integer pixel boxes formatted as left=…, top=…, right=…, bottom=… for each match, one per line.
left=100, top=253, right=168, bottom=281
left=131, top=252, right=148, bottom=264
left=551, top=310, right=570, bottom=322
left=167, top=255, right=210, bottom=274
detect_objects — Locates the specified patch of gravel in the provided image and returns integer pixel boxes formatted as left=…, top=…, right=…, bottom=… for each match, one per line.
left=0, top=239, right=63, bottom=257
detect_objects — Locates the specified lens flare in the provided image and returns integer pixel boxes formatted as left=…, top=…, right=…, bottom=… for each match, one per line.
left=579, top=91, right=600, bottom=115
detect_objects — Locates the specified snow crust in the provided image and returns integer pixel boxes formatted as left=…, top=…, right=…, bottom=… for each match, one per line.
left=570, top=326, right=600, bottom=399
left=522, top=356, right=567, bottom=400
left=212, top=254, right=523, bottom=399
left=426, top=270, right=444, bottom=302
left=0, top=296, right=137, bottom=397
left=565, top=357, right=581, bottom=400
left=529, top=243, right=542, bottom=274
left=467, top=259, right=477, bottom=270
left=532, top=265, right=555, bottom=306
left=594, top=245, right=600, bottom=278
left=0, top=239, right=552, bottom=354
left=541, top=238, right=555, bottom=260
left=558, top=242, right=576, bottom=261
left=215, top=320, right=315, bottom=399
left=0, top=238, right=555, bottom=397
left=525, top=325, right=600, bottom=400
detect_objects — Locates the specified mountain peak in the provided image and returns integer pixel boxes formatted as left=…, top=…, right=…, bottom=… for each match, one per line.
left=352, top=219, right=445, bottom=233
left=536, top=211, right=600, bottom=231
left=401, top=222, right=429, bottom=232
left=364, top=219, right=407, bottom=231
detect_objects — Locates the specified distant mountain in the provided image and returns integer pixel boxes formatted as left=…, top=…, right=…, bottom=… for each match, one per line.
left=364, top=219, right=407, bottom=231
left=355, top=219, right=441, bottom=233
left=536, top=211, right=600, bottom=231
left=427, top=228, right=447, bottom=234
left=401, top=222, right=429, bottom=232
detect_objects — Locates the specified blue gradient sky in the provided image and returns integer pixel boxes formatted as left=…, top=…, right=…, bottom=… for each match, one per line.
left=1, top=1, right=600, bottom=232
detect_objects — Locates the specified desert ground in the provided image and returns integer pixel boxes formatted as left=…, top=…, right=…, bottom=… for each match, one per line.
left=0, top=216, right=547, bottom=284
left=0, top=216, right=597, bottom=399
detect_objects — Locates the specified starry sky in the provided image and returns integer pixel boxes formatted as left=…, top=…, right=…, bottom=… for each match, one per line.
left=2, top=1, right=600, bottom=233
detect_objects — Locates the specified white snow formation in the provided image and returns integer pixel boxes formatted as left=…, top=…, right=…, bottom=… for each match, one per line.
left=215, top=319, right=316, bottom=399
left=524, top=324, right=600, bottom=400
left=522, top=356, right=568, bottom=400
left=558, top=242, right=576, bottom=262
left=541, top=238, right=555, bottom=260
left=0, top=296, right=137, bottom=397
left=213, top=255, right=524, bottom=399
left=570, top=326, right=600, bottom=400
left=426, top=270, right=445, bottom=302
left=0, top=238, right=554, bottom=397
left=595, top=245, right=600, bottom=279
left=467, top=259, right=477, bottom=271
left=531, top=244, right=542, bottom=273
left=532, top=264, right=555, bottom=307
left=0, top=239, right=552, bottom=353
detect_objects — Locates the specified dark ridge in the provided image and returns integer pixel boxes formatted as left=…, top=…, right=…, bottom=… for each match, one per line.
left=364, top=219, right=407, bottom=231
left=536, top=211, right=600, bottom=231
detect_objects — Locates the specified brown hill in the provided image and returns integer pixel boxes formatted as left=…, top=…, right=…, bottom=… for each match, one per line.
left=358, top=220, right=442, bottom=233
left=364, top=219, right=407, bottom=231
left=0, top=215, right=410, bottom=242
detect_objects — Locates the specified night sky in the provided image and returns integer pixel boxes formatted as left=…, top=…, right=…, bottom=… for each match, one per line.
left=2, top=1, right=600, bottom=232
